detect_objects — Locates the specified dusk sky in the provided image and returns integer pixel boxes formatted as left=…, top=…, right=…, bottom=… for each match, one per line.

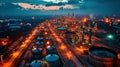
left=0, top=0, right=120, bottom=16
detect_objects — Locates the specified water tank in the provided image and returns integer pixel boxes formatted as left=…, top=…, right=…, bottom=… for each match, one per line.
left=32, top=48, right=43, bottom=59
left=30, top=60, right=42, bottom=67
left=46, top=46, right=55, bottom=55
left=45, top=54, right=60, bottom=67
left=89, top=47, right=117, bottom=67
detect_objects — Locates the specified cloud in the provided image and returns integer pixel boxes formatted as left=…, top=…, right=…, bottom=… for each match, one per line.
left=43, top=0, right=84, bottom=4
left=86, top=0, right=120, bottom=3
left=68, top=0, right=79, bottom=4
left=67, top=0, right=85, bottom=4
left=43, top=0, right=68, bottom=3
left=13, top=3, right=78, bottom=10
left=45, top=2, right=66, bottom=6
left=1, top=0, right=120, bottom=16
left=0, top=3, right=5, bottom=6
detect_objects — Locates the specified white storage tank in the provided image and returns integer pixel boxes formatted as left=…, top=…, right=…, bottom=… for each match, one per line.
left=36, top=41, right=44, bottom=47
left=46, top=46, right=55, bottom=55
left=30, top=60, right=42, bottom=67
left=32, top=48, right=43, bottom=59
left=45, top=54, right=60, bottom=67
left=37, top=37, right=44, bottom=41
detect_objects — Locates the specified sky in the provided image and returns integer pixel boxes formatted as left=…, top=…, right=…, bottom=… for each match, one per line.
left=0, top=0, right=120, bottom=16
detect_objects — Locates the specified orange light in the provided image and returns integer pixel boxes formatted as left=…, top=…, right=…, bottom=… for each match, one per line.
left=25, top=40, right=29, bottom=43
left=118, top=53, right=120, bottom=59
left=1, top=41, right=8, bottom=46
left=80, top=46, right=83, bottom=48
left=81, top=17, right=88, bottom=23
left=32, top=46, right=36, bottom=50
left=46, top=41, right=50, bottom=45
left=12, top=51, right=19, bottom=57
left=75, top=47, right=84, bottom=54
left=66, top=51, right=72, bottom=59
left=56, top=38, right=62, bottom=42
left=20, top=44, right=26, bottom=48
left=75, top=46, right=88, bottom=55
left=44, top=32, right=48, bottom=35
left=47, top=45, right=51, bottom=48
left=65, top=24, right=68, bottom=27
left=117, top=19, right=120, bottom=22
left=105, top=18, right=110, bottom=23
left=60, top=45, right=66, bottom=50
left=2, top=51, right=20, bottom=67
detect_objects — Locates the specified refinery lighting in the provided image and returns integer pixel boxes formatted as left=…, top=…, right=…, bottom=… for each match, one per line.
left=107, top=34, right=114, bottom=40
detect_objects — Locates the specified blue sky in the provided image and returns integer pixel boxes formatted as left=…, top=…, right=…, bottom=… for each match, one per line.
left=0, top=0, right=120, bottom=16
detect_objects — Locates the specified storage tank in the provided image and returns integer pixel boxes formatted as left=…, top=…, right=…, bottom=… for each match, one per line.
left=37, top=37, right=44, bottom=41
left=45, top=54, right=60, bottom=67
left=36, top=41, right=44, bottom=48
left=46, top=46, right=56, bottom=55
left=57, top=27, right=67, bottom=31
left=30, top=60, right=42, bottom=67
left=89, top=47, right=117, bottom=67
left=32, top=48, right=43, bottom=59
left=57, top=27, right=67, bottom=36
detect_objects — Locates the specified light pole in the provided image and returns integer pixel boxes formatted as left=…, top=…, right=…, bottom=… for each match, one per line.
left=0, top=55, right=4, bottom=64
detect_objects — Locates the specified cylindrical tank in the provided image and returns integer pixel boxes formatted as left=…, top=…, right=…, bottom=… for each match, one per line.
left=30, top=60, right=42, bottom=67
left=37, top=37, right=44, bottom=41
left=57, top=27, right=67, bottom=31
left=46, top=46, right=55, bottom=55
left=45, top=54, right=60, bottom=67
left=36, top=41, right=44, bottom=48
left=32, top=48, right=43, bottom=59
left=89, top=47, right=117, bottom=67
left=57, top=27, right=67, bottom=36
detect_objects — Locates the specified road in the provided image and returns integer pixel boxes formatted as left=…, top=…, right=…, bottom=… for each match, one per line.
left=1, top=24, right=41, bottom=67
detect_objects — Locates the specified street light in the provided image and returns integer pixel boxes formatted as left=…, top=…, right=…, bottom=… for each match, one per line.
left=46, top=41, right=50, bottom=45
left=107, top=34, right=114, bottom=40
left=81, top=17, right=88, bottom=23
